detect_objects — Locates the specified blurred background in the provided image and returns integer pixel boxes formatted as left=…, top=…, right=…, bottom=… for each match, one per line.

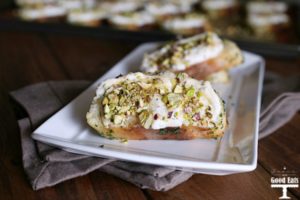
left=0, top=0, right=299, bottom=57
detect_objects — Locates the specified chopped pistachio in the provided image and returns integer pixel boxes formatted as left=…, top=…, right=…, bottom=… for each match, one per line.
left=104, top=113, right=111, bottom=119
left=186, top=87, right=195, bottom=97
left=138, top=110, right=149, bottom=124
left=119, top=96, right=125, bottom=104
left=197, top=91, right=203, bottom=98
left=104, top=104, right=110, bottom=114
left=177, top=73, right=186, bottom=82
left=162, top=95, right=168, bottom=104
left=167, top=93, right=182, bottom=107
left=162, top=59, right=170, bottom=66
left=171, top=78, right=177, bottom=86
left=114, top=115, right=123, bottom=125
left=138, top=82, right=151, bottom=89
left=102, top=97, right=109, bottom=105
left=143, top=114, right=153, bottom=129
left=119, top=106, right=130, bottom=113
left=174, top=85, right=183, bottom=93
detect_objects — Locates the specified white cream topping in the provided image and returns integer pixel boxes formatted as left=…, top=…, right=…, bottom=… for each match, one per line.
left=18, top=5, right=66, bottom=20
left=95, top=72, right=224, bottom=130
left=109, top=11, right=155, bottom=26
left=100, top=1, right=141, bottom=14
left=146, top=2, right=191, bottom=16
left=247, top=2, right=288, bottom=14
left=162, top=14, right=206, bottom=30
left=59, top=0, right=83, bottom=10
left=202, top=0, right=237, bottom=10
left=141, top=32, right=224, bottom=72
left=16, top=0, right=56, bottom=6
left=248, top=13, right=289, bottom=27
left=67, top=9, right=106, bottom=23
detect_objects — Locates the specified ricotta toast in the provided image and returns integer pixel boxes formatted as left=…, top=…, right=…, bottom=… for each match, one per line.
left=87, top=72, right=226, bottom=140
left=141, top=32, right=243, bottom=82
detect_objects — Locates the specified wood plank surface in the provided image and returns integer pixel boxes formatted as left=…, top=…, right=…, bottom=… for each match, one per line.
left=146, top=165, right=297, bottom=200
left=0, top=31, right=146, bottom=200
left=0, top=31, right=299, bottom=200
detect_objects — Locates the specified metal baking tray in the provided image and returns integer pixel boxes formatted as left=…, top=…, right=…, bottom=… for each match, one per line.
left=0, top=2, right=299, bottom=58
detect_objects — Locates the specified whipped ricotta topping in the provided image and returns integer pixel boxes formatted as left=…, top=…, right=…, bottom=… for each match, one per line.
left=162, top=14, right=206, bottom=30
left=96, top=72, right=225, bottom=130
left=146, top=2, right=191, bottom=16
left=18, top=5, right=66, bottom=20
left=59, top=0, right=83, bottom=10
left=100, top=1, right=141, bottom=14
left=202, top=0, right=237, bottom=10
left=109, top=11, right=155, bottom=26
left=16, top=0, right=57, bottom=6
left=67, top=9, right=106, bottom=23
left=247, top=2, right=288, bottom=14
left=248, top=13, right=289, bottom=27
left=141, top=32, right=224, bottom=72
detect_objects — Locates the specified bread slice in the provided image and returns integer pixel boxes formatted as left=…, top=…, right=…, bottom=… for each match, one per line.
left=87, top=72, right=226, bottom=140
left=141, top=32, right=243, bottom=82
left=183, top=39, right=243, bottom=81
left=161, top=13, right=212, bottom=36
left=108, top=11, right=156, bottom=31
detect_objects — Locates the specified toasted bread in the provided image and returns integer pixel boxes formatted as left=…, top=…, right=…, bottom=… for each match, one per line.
left=141, top=32, right=243, bottom=82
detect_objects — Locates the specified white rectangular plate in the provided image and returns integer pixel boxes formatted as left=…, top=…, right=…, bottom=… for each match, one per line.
left=32, top=42, right=265, bottom=175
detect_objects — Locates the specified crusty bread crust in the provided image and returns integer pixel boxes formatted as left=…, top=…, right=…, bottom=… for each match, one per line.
left=108, top=22, right=157, bottom=31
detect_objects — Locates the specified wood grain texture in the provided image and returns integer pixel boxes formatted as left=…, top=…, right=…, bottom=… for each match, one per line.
left=43, top=34, right=138, bottom=80
left=0, top=31, right=146, bottom=200
left=146, top=165, right=297, bottom=200
left=0, top=30, right=299, bottom=200
left=258, top=114, right=300, bottom=197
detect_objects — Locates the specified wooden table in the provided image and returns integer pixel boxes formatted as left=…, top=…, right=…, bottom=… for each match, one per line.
left=0, top=31, right=299, bottom=200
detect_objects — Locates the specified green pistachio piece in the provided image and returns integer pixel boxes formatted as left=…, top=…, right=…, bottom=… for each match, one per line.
left=174, top=85, right=183, bottom=93
left=167, top=93, right=182, bottom=107
left=171, top=78, right=177, bottom=86
left=153, top=78, right=162, bottom=85
left=139, top=111, right=153, bottom=129
left=138, top=110, right=149, bottom=124
left=138, top=82, right=151, bottom=89
left=186, top=87, right=195, bottom=97
left=119, top=96, right=125, bottom=104
left=107, top=93, right=115, bottom=100
left=114, top=115, right=123, bottom=125
left=174, top=112, right=179, bottom=117
left=143, top=114, right=153, bottom=129
left=177, top=73, right=186, bottom=82
left=177, top=46, right=184, bottom=52
left=159, top=87, right=167, bottom=94
left=162, top=95, right=168, bottom=104
left=119, top=106, right=130, bottom=113
left=197, top=91, right=203, bottom=98
left=104, top=104, right=110, bottom=114
left=162, top=59, right=170, bottom=66
left=104, top=113, right=111, bottom=119
left=102, top=97, right=109, bottom=105
left=109, top=94, right=119, bottom=104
